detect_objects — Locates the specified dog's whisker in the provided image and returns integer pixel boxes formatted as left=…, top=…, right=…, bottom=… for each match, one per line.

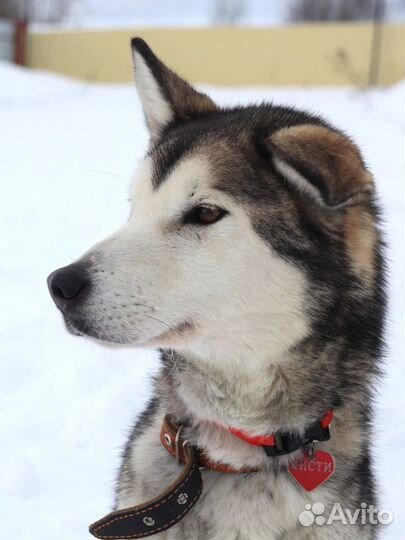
left=161, top=349, right=181, bottom=383
left=132, top=302, right=155, bottom=310
left=93, top=169, right=129, bottom=181
left=143, top=314, right=188, bottom=344
left=143, top=314, right=172, bottom=329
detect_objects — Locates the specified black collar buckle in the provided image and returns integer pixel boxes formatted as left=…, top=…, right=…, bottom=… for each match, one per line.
left=262, top=420, right=331, bottom=457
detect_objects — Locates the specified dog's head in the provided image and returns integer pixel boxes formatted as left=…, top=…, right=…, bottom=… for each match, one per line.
left=48, top=39, right=379, bottom=365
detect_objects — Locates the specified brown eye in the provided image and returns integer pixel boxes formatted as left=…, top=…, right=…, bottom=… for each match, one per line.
left=184, top=204, right=227, bottom=226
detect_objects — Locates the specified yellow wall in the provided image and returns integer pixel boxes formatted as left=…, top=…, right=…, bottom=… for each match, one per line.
left=26, top=24, right=405, bottom=86
left=378, top=23, right=405, bottom=85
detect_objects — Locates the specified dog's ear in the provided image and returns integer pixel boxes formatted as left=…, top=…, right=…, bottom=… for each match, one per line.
left=131, top=38, right=217, bottom=140
left=267, top=125, right=374, bottom=209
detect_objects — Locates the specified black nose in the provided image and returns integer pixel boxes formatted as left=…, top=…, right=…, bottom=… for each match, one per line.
left=47, top=264, right=89, bottom=309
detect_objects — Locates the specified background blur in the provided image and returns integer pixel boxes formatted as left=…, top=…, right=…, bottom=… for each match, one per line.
left=0, top=1, right=404, bottom=539
left=0, top=0, right=404, bottom=85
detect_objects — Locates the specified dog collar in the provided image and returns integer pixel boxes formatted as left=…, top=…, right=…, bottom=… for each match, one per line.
left=160, top=412, right=333, bottom=465
left=89, top=411, right=333, bottom=539
left=89, top=442, right=202, bottom=539
left=229, top=410, right=333, bottom=456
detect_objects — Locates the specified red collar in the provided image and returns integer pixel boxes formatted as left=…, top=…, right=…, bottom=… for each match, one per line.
left=229, top=410, right=334, bottom=448
left=160, top=410, right=334, bottom=471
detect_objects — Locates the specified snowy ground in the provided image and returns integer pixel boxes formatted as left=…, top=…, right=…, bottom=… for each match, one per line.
left=0, top=63, right=404, bottom=539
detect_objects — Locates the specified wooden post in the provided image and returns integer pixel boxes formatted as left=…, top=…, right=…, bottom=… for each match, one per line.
left=14, top=19, right=28, bottom=66
left=368, top=0, right=385, bottom=86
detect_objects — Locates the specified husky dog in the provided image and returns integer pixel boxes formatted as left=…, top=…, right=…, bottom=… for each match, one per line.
left=48, top=38, right=386, bottom=539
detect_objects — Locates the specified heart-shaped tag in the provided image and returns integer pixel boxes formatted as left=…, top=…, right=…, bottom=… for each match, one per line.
left=288, top=450, right=335, bottom=492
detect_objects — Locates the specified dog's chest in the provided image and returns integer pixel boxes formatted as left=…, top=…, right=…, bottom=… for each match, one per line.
left=165, top=469, right=309, bottom=540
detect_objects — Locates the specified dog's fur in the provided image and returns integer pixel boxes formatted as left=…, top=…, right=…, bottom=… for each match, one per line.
left=49, top=39, right=386, bottom=539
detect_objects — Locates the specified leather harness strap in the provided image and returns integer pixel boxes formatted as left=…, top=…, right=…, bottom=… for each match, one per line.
left=89, top=443, right=203, bottom=539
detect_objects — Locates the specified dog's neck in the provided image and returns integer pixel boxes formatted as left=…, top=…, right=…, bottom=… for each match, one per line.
left=158, top=337, right=369, bottom=470
left=161, top=336, right=338, bottom=437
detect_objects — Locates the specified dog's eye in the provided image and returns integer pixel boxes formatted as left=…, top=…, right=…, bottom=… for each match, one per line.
left=184, top=204, right=227, bottom=226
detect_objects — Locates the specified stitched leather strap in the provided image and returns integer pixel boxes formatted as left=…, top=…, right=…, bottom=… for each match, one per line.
left=160, top=416, right=259, bottom=474
left=90, top=412, right=333, bottom=538
left=89, top=444, right=202, bottom=539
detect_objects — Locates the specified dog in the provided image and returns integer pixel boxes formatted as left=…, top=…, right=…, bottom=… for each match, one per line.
left=48, top=38, right=386, bottom=539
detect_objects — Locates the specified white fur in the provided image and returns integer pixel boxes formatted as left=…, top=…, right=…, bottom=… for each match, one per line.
left=133, top=51, right=173, bottom=138
left=79, top=153, right=309, bottom=371
left=273, top=155, right=361, bottom=210
left=273, top=155, right=326, bottom=207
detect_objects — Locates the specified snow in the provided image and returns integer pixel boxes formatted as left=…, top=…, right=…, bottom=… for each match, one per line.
left=0, top=62, right=404, bottom=539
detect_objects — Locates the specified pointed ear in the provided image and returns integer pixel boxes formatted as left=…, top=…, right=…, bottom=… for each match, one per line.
left=267, top=125, right=374, bottom=209
left=130, top=38, right=217, bottom=140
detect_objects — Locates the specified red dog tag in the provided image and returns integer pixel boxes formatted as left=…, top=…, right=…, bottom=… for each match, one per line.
left=288, top=450, right=335, bottom=492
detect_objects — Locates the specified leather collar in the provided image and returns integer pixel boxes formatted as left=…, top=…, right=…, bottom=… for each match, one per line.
left=162, top=411, right=333, bottom=465
left=89, top=411, right=333, bottom=539
left=89, top=443, right=202, bottom=539
left=160, top=415, right=259, bottom=474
